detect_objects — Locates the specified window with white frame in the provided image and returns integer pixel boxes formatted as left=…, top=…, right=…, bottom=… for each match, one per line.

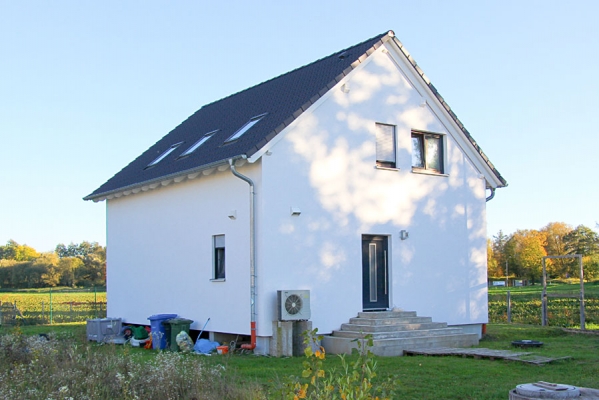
left=213, top=235, right=225, bottom=280
left=411, top=131, right=443, bottom=173
left=375, top=123, right=396, bottom=168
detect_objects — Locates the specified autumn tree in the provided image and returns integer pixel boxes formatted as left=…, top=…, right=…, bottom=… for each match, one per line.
left=540, top=222, right=572, bottom=277
left=564, top=225, right=599, bottom=256
left=505, top=230, right=547, bottom=283
left=584, top=254, right=599, bottom=280
left=0, top=240, right=39, bottom=261
left=487, top=239, right=500, bottom=278
left=57, top=257, right=83, bottom=287
left=562, top=225, right=599, bottom=279
left=55, top=241, right=106, bottom=286
left=34, top=253, right=60, bottom=287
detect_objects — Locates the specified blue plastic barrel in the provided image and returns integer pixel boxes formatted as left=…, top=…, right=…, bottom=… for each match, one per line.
left=148, top=314, right=177, bottom=349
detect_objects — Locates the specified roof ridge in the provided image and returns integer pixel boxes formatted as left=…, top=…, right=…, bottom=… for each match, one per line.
left=200, top=31, right=392, bottom=110
left=244, top=31, right=394, bottom=158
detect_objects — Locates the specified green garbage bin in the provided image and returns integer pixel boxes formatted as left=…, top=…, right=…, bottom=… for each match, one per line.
left=162, top=318, right=193, bottom=351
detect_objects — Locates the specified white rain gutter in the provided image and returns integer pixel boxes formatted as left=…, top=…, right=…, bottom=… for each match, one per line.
left=229, top=157, right=257, bottom=350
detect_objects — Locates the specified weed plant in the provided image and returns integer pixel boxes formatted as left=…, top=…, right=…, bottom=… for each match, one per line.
left=0, top=326, right=262, bottom=399
left=3, top=323, right=599, bottom=399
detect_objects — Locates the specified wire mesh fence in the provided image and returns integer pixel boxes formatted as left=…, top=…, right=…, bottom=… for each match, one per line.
left=0, top=287, right=107, bottom=326
left=488, top=289, right=599, bottom=328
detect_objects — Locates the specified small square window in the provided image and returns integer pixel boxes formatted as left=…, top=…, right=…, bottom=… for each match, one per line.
left=375, top=123, right=396, bottom=168
left=213, top=235, right=225, bottom=280
left=412, top=131, right=443, bottom=173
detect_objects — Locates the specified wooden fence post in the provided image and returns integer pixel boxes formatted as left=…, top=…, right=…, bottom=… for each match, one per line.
left=507, top=291, right=511, bottom=323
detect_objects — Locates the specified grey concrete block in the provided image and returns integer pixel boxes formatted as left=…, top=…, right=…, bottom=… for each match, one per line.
left=292, top=320, right=312, bottom=357
left=270, top=321, right=293, bottom=357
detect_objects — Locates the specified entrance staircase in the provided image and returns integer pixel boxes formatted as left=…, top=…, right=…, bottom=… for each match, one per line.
left=321, top=310, right=480, bottom=357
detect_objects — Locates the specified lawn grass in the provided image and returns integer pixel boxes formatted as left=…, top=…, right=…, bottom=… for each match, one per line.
left=8, top=322, right=597, bottom=399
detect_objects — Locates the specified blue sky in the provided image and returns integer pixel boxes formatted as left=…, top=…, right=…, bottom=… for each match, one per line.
left=1, top=1, right=597, bottom=252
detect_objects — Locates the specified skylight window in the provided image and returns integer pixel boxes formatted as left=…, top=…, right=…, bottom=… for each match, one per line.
left=178, top=130, right=218, bottom=158
left=146, top=142, right=183, bottom=168
left=225, top=114, right=266, bottom=143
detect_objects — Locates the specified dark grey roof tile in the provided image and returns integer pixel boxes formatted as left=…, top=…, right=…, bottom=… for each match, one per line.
left=300, top=101, right=312, bottom=111
left=85, top=30, right=506, bottom=200
left=283, top=115, right=296, bottom=126
left=265, top=131, right=278, bottom=142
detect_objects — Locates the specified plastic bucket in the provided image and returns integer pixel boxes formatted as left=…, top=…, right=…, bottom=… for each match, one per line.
left=147, top=314, right=177, bottom=349
left=216, top=345, right=229, bottom=355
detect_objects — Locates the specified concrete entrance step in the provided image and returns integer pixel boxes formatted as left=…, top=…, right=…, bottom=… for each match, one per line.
left=340, top=321, right=447, bottom=332
left=322, top=310, right=480, bottom=357
left=332, top=327, right=466, bottom=340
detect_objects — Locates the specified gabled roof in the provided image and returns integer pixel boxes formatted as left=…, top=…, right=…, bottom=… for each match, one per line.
left=85, top=30, right=506, bottom=202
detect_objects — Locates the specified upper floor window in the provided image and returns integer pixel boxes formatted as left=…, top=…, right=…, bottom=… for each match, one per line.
left=375, top=123, right=396, bottom=168
left=178, top=130, right=218, bottom=158
left=225, top=114, right=267, bottom=143
left=411, top=131, right=443, bottom=173
left=146, top=142, right=183, bottom=168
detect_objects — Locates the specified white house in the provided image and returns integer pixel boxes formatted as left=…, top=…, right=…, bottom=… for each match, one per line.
left=85, top=31, right=507, bottom=355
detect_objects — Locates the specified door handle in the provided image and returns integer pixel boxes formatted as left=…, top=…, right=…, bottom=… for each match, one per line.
left=384, top=250, right=387, bottom=295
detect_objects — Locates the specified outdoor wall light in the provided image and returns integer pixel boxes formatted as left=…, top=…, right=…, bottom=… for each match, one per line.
left=228, top=210, right=237, bottom=220
left=290, top=207, right=301, bottom=216
left=400, top=230, right=409, bottom=240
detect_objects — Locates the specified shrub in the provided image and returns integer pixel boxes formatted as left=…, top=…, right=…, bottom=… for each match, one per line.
left=279, top=328, right=397, bottom=399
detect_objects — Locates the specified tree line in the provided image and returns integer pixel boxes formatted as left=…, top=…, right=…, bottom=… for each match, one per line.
left=0, top=240, right=106, bottom=289
left=488, top=222, right=599, bottom=283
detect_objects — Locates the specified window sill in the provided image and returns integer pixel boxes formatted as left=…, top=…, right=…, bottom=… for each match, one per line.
left=411, top=168, right=448, bottom=177
left=375, top=166, right=400, bottom=172
left=210, top=278, right=226, bottom=282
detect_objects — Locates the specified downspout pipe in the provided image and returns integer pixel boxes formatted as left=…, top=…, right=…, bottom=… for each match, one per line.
left=229, top=158, right=257, bottom=350
left=485, top=187, right=496, bottom=202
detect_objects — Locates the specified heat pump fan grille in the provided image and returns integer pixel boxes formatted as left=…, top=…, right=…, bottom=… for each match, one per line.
left=277, top=290, right=310, bottom=321
left=285, top=294, right=303, bottom=315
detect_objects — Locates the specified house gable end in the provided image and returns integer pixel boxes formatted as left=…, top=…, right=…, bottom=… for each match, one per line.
left=385, top=38, right=507, bottom=189
left=85, top=30, right=506, bottom=202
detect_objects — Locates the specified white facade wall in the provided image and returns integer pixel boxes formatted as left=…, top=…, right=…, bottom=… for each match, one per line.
left=105, top=42, right=489, bottom=347
left=256, top=45, right=489, bottom=336
left=106, top=163, right=262, bottom=336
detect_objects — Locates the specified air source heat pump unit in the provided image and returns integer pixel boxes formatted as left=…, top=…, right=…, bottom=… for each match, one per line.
left=277, top=290, right=311, bottom=321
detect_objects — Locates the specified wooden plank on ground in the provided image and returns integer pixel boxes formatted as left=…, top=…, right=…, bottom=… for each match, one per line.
left=403, top=347, right=571, bottom=365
